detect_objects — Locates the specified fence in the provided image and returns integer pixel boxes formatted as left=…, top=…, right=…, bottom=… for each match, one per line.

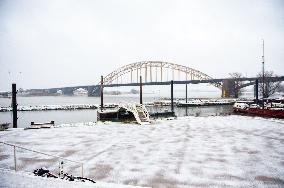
left=0, top=141, right=84, bottom=177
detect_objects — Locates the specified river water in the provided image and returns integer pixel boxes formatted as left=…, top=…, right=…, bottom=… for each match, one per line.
left=0, top=95, right=233, bottom=128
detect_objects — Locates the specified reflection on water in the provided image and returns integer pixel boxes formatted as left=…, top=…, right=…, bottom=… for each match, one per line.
left=0, top=95, right=159, bottom=107
left=0, top=106, right=233, bottom=128
left=0, top=96, right=233, bottom=128
left=148, top=105, right=233, bottom=117
left=0, top=110, right=97, bottom=128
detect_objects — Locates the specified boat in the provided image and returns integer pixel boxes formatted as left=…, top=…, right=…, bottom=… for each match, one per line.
left=177, top=99, right=205, bottom=107
left=97, top=103, right=151, bottom=125
left=24, top=121, right=55, bottom=130
left=0, top=123, right=10, bottom=131
left=153, top=100, right=173, bottom=106
left=177, top=99, right=235, bottom=107
left=234, top=40, right=284, bottom=118
left=233, top=99, right=284, bottom=118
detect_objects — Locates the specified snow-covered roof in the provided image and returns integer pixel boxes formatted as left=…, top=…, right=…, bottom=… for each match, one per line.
left=75, top=88, right=87, bottom=92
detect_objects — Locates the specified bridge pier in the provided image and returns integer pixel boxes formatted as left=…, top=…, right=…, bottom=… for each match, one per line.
left=221, top=79, right=235, bottom=98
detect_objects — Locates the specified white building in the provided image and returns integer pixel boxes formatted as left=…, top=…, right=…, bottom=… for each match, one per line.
left=73, top=88, right=88, bottom=96
left=56, top=90, right=63, bottom=95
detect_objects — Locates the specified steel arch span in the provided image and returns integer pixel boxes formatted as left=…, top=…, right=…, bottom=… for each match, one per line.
left=102, top=61, right=222, bottom=89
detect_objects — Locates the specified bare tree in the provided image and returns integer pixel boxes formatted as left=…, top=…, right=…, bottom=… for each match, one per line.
left=276, top=83, right=284, bottom=93
left=229, top=72, right=244, bottom=98
left=257, top=71, right=281, bottom=98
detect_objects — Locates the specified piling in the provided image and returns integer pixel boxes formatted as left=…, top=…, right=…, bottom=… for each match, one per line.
left=185, top=84, right=188, bottom=103
left=171, top=80, right=174, bottom=112
left=101, top=76, right=103, bottom=109
left=140, top=76, right=143, bottom=104
left=185, top=84, right=188, bottom=116
left=12, top=83, right=17, bottom=128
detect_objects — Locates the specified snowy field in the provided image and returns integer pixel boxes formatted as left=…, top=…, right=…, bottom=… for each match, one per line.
left=1, top=116, right=284, bottom=188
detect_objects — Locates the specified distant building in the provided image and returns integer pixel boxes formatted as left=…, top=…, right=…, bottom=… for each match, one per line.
left=73, top=88, right=88, bottom=96
left=56, top=90, right=63, bottom=95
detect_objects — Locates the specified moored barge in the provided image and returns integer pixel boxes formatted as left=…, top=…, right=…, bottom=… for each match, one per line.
left=233, top=99, right=284, bottom=118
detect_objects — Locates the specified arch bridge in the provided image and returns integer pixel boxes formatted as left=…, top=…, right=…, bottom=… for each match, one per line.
left=29, top=61, right=284, bottom=98
left=101, top=61, right=222, bottom=89
left=88, top=61, right=283, bottom=97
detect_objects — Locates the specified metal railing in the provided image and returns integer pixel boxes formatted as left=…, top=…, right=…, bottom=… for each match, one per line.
left=0, top=141, right=84, bottom=177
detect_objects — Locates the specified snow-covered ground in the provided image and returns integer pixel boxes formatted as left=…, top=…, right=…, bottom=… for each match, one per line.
left=1, top=116, right=284, bottom=188
left=0, top=168, right=149, bottom=188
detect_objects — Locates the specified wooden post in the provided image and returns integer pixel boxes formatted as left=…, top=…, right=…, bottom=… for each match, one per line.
left=101, top=76, right=103, bottom=110
left=12, top=83, right=17, bottom=128
left=171, top=80, right=174, bottom=112
left=140, top=76, right=142, bottom=104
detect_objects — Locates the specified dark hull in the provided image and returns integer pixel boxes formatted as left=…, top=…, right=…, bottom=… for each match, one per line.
left=234, top=108, right=284, bottom=118
left=97, top=109, right=135, bottom=122
left=177, top=103, right=234, bottom=107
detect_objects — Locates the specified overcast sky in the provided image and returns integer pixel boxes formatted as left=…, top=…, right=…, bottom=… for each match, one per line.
left=0, top=0, right=283, bottom=91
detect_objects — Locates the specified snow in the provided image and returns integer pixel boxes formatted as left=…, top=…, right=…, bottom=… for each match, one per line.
left=0, top=104, right=98, bottom=112
left=1, top=116, right=284, bottom=188
left=0, top=168, right=149, bottom=188
left=0, top=98, right=236, bottom=112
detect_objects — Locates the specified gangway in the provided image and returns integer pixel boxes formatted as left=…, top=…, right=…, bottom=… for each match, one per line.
left=97, top=103, right=151, bottom=125
left=119, top=103, right=151, bottom=125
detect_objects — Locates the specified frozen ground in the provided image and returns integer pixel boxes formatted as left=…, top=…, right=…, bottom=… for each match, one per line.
left=1, top=116, right=284, bottom=188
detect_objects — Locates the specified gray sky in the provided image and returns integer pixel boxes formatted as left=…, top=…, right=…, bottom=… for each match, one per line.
left=0, top=0, right=284, bottom=91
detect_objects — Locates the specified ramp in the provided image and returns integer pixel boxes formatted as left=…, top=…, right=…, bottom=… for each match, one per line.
left=119, top=103, right=151, bottom=125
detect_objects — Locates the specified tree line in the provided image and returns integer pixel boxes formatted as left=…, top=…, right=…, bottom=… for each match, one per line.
left=229, top=71, right=282, bottom=98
